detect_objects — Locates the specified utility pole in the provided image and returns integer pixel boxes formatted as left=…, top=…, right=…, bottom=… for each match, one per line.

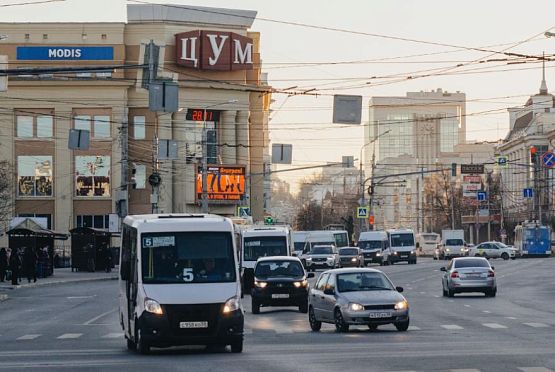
left=119, top=107, right=129, bottom=218
left=201, top=106, right=209, bottom=213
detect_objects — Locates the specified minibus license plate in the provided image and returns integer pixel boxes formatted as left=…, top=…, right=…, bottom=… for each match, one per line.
left=180, top=321, right=208, bottom=329
left=272, top=294, right=289, bottom=299
left=369, top=312, right=391, bottom=319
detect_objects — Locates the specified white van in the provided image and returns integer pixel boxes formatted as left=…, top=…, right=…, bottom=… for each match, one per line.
left=119, top=214, right=243, bottom=354
left=240, top=226, right=293, bottom=290
left=383, top=229, right=417, bottom=265
left=358, top=231, right=388, bottom=265
left=292, top=231, right=308, bottom=257
left=416, top=232, right=440, bottom=256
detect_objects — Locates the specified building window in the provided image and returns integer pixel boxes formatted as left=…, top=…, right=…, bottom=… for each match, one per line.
left=133, top=116, right=145, bottom=139
left=74, top=115, right=111, bottom=138
left=18, top=214, right=52, bottom=230
left=74, top=115, right=91, bottom=132
left=16, top=114, right=54, bottom=139
left=76, top=214, right=109, bottom=229
left=440, top=118, right=459, bottom=152
left=17, top=156, right=53, bottom=197
left=132, top=163, right=146, bottom=189
left=377, top=114, right=413, bottom=161
left=16, top=116, right=33, bottom=137
left=75, top=155, right=110, bottom=197
left=36, top=116, right=53, bottom=138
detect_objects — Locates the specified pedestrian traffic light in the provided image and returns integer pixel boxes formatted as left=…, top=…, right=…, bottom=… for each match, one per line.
left=264, top=216, right=274, bottom=225
left=530, top=145, right=538, bottom=164
left=451, top=163, right=457, bottom=177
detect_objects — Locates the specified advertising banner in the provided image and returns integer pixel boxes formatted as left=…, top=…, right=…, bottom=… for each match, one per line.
left=196, top=165, right=246, bottom=202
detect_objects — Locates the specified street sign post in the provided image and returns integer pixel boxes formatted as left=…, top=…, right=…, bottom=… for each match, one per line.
left=541, top=151, right=555, bottom=168
left=523, top=188, right=533, bottom=198
left=356, top=206, right=369, bottom=219
left=496, top=156, right=508, bottom=168
left=477, top=191, right=487, bottom=201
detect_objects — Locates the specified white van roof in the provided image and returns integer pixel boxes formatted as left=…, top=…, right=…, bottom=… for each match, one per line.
left=359, top=231, right=388, bottom=241
left=123, top=213, right=233, bottom=233
left=242, top=226, right=290, bottom=237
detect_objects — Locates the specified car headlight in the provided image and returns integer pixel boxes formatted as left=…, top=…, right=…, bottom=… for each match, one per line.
left=393, top=251, right=398, bottom=255
left=349, top=302, right=364, bottom=311
left=446, top=248, right=450, bottom=252
left=144, top=298, right=163, bottom=315
left=254, top=280, right=267, bottom=288
left=293, top=279, right=308, bottom=288
left=223, top=297, right=241, bottom=314
left=306, top=257, right=312, bottom=261
left=376, top=253, right=382, bottom=257
left=327, top=257, right=334, bottom=261
left=351, top=257, right=357, bottom=262
left=394, top=300, right=408, bottom=310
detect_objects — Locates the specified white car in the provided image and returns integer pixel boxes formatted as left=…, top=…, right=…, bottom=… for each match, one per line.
left=468, top=241, right=516, bottom=260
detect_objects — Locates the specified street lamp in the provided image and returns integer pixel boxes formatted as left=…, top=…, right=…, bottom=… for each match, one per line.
left=201, top=99, right=238, bottom=213
left=545, top=32, right=555, bottom=38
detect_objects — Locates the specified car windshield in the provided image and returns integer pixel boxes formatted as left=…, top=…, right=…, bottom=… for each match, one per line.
left=454, top=259, right=491, bottom=268
left=422, top=234, right=438, bottom=242
left=141, top=232, right=236, bottom=284
left=446, top=239, right=464, bottom=246
left=339, top=248, right=359, bottom=255
left=254, top=260, right=304, bottom=279
left=311, top=247, right=333, bottom=254
left=358, top=240, right=383, bottom=250
left=390, top=233, right=414, bottom=247
left=294, top=242, right=305, bottom=252
left=337, top=272, right=394, bottom=292
left=244, top=236, right=287, bottom=261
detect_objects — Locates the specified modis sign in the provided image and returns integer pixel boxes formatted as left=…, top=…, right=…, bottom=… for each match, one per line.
left=196, top=165, right=246, bottom=201
left=175, top=31, right=253, bottom=71
left=16, top=46, right=114, bottom=61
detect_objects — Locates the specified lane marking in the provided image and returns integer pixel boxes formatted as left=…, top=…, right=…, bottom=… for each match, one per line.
left=82, top=308, right=117, bottom=325
left=523, top=322, right=550, bottom=328
left=102, top=333, right=124, bottom=339
left=243, top=328, right=253, bottom=335
left=482, top=310, right=491, bottom=314
left=505, top=317, right=517, bottom=320
left=433, top=295, right=440, bottom=298
left=518, top=368, right=554, bottom=372
left=408, top=326, right=421, bottom=331
left=441, top=324, right=464, bottom=330
left=16, top=334, right=40, bottom=340
left=482, top=323, right=507, bottom=329
left=57, top=333, right=83, bottom=339
left=464, top=304, right=471, bottom=308
left=67, top=296, right=96, bottom=299
left=450, top=369, right=481, bottom=372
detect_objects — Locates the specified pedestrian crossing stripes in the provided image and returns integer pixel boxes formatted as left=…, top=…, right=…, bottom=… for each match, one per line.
left=57, top=333, right=83, bottom=339
left=441, top=324, right=464, bottom=330
left=16, top=334, right=40, bottom=340
left=523, top=322, right=549, bottom=328
left=482, top=323, right=508, bottom=329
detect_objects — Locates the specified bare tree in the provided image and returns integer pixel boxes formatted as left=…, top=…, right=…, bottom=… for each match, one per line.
left=0, top=160, right=13, bottom=231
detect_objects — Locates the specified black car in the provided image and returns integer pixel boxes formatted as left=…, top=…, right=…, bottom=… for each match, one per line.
left=251, top=256, right=314, bottom=314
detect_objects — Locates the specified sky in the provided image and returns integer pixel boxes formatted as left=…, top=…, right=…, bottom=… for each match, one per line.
left=2, top=0, right=555, bottom=191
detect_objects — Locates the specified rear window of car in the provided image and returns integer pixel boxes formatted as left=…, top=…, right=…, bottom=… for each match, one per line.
left=454, top=259, right=490, bottom=268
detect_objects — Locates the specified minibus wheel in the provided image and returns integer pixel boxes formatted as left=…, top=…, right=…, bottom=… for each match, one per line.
left=231, top=340, right=243, bottom=353
left=135, top=326, right=150, bottom=354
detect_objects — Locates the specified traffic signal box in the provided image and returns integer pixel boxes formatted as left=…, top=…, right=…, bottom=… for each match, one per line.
left=530, top=146, right=538, bottom=164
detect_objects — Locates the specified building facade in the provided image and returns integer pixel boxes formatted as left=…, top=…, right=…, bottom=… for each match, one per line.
left=0, top=4, right=271, bottom=242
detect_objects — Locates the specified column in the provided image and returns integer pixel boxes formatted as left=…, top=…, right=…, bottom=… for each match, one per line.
left=235, top=111, right=250, bottom=166
left=54, top=108, right=73, bottom=234
left=172, top=112, right=187, bottom=212
left=221, top=110, right=237, bottom=164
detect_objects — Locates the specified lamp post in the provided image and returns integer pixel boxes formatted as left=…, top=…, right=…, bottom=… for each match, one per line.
left=201, top=99, right=238, bottom=213
left=359, top=130, right=390, bottom=231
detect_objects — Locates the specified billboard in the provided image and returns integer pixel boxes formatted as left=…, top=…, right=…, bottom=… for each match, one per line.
left=196, top=165, right=246, bottom=202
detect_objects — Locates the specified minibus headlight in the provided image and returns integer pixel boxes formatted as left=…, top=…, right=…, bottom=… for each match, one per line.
left=254, top=280, right=267, bottom=288
left=223, top=297, right=241, bottom=314
left=144, top=298, right=163, bottom=315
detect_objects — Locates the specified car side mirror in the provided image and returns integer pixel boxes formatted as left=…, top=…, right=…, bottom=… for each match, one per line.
left=292, top=252, right=297, bottom=257
left=395, top=286, right=404, bottom=293
left=491, top=266, right=495, bottom=270
left=307, top=272, right=315, bottom=278
left=323, top=288, right=334, bottom=295
left=440, top=267, right=447, bottom=272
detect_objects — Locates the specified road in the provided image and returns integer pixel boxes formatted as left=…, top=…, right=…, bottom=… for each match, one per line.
left=0, top=257, right=554, bottom=371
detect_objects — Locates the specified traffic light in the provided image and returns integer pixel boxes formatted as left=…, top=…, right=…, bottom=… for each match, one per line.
left=264, top=216, right=274, bottom=225
left=451, top=163, right=457, bottom=177
left=368, top=215, right=375, bottom=226
left=530, top=145, right=538, bottom=164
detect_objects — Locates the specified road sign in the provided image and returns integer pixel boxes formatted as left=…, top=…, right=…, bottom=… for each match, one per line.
left=237, top=206, right=251, bottom=217
left=496, top=155, right=508, bottom=168
left=523, top=188, right=533, bottom=198
left=541, top=151, right=555, bottom=168
left=356, top=206, right=369, bottom=219
left=477, top=191, right=487, bottom=201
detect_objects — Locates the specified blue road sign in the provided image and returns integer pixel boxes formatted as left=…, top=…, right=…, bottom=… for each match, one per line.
left=496, top=155, right=509, bottom=167
left=477, top=191, right=487, bottom=201
left=523, top=188, right=534, bottom=198
left=542, top=151, right=555, bottom=168
left=356, top=207, right=369, bottom=218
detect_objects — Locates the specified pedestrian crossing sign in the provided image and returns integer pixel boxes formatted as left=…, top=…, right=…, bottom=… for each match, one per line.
left=357, top=207, right=369, bottom=219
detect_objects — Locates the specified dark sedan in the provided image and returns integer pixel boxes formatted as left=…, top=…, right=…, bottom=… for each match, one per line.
left=251, top=256, right=314, bottom=314
left=338, top=247, right=364, bottom=267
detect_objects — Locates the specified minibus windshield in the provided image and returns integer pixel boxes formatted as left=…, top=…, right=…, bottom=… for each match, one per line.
left=141, top=232, right=236, bottom=284
left=243, top=236, right=287, bottom=261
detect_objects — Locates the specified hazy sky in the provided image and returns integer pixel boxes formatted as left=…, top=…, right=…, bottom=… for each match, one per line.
left=2, top=0, right=555, bottom=189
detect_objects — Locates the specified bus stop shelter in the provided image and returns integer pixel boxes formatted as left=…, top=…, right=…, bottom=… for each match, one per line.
left=69, top=227, right=117, bottom=272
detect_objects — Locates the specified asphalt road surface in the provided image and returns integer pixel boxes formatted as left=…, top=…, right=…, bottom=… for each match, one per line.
left=0, top=257, right=554, bottom=372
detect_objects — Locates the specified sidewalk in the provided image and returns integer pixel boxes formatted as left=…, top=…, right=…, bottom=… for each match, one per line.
left=0, top=267, right=118, bottom=296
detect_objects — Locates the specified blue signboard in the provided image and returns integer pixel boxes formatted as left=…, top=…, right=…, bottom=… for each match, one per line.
left=16, top=46, right=114, bottom=61
left=477, top=191, right=487, bottom=201
left=523, top=188, right=533, bottom=198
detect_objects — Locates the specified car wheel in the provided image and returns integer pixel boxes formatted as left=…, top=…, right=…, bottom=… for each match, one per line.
left=135, top=326, right=150, bottom=355
left=299, top=301, right=308, bottom=314
left=230, top=340, right=243, bottom=353
left=251, top=299, right=260, bottom=314
left=501, top=252, right=509, bottom=260
left=368, top=324, right=378, bottom=331
left=308, top=307, right=322, bottom=332
left=448, top=289, right=455, bottom=297
left=395, top=318, right=410, bottom=332
left=485, top=289, right=497, bottom=297
left=334, top=308, right=349, bottom=333
left=442, top=286, right=448, bottom=297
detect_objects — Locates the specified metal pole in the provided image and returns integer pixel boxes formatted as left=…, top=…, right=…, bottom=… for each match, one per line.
left=201, top=107, right=209, bottom=213
left=120, top=107, right=129, bottom=218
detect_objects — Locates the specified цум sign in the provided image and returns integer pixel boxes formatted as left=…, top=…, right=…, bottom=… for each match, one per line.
left=16, top=46, right=114, bottom=60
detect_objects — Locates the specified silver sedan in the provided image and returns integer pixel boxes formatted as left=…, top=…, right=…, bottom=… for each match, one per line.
left=308, top=268, right=410, bottom=332
left=441, top=257, right=497, bottom=297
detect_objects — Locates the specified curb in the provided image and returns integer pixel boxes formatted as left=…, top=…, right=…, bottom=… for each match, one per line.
left=0, top=275, right=118, bottom=291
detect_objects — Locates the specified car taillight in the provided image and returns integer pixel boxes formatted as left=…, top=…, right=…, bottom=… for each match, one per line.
left=488, top=270, right=495, bottom=277
left=450, top=271, right=459, bottom=278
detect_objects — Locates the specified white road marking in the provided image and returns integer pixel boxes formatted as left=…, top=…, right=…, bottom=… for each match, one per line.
left=505, top=316, right=517, bottom=320
left=482, top=323, right=507, bottom=329
left=450, top=369, right=481, bottom=372
left=434, top=295, right=440, bottom=298
left=243, top=328, right=253, bottom=335
left=464, top=304, right=471, bottom=308
left=67, top=296, right=96, bottom=299
left=82, top=308, right=117, bottom=325
left=482, top=310, right=491, bottom=313
left=408, top=326, right=421, bottom=331
left=57, top=333, right=83, bottom=339
left=523, top=322, right=550, bottom=328
left=419, top=292, right=426, bottom=295
left=518, top=368, right=554, bottom=372
left=441, top=324, right=464, bottom=330
left=102, top=333, right=124, bottom=339
left=16, top=334, right=40, bottom=340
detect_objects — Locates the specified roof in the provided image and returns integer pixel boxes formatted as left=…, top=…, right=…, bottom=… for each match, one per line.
left=123, top=213, right=231, bottom=230
left=6, top=218, right=68, bottom=240
left=127, top=4, right=257, bottom=28
left=322, top=268, right=383, bottom=275
left=506, top=111, right=533, bottom=140
left=256, top=256, right=301, bottom=263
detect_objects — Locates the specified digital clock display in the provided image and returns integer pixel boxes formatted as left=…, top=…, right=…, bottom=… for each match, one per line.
left=186, top=109, right=221, bottom=122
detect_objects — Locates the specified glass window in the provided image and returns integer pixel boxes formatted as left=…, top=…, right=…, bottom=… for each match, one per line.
left=83, top=215, right=93, bottom=227
left=17, top=156, right=53, bottom=197
left=311, top=246, right=333, bottom=254
left=133, top=116, right=145, bottom=140
left=440, top=117, right=459, bottom=152
left=76, top=215, right=108, bottom=229
left=390, top=233, right=415, bottom=247
left=339, top=248, right=359, bottom=255
left=334, top=232, right=348, bottom=247
left=17, top=116, right=34, bottom=138
left=337, top=272, right=394, bottom=292
left=141, top=232, right=236, bottom=284
left=93, top=215, right=104, bottom=228
left=74, top=115, right=91, bottom=132
left=243, top=236, right=287, bottom=261
left=254, top=260, right=304, bottom=279
left=454, top=259, right=490, bottom=268
left=315, top=273, right=329, bottom=291
left=75, top=156, right=110, bottom=197
left=94, top=115, right=110, bottom=138
left=36, top=116, right=53, bottom=138
left=376, top=114, right=413, bottom=161
left=325, top=274, right=336, bottom=291
left=358, top=240, right=384, bottom=250
left=133, top=164, right=146, bottom=189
